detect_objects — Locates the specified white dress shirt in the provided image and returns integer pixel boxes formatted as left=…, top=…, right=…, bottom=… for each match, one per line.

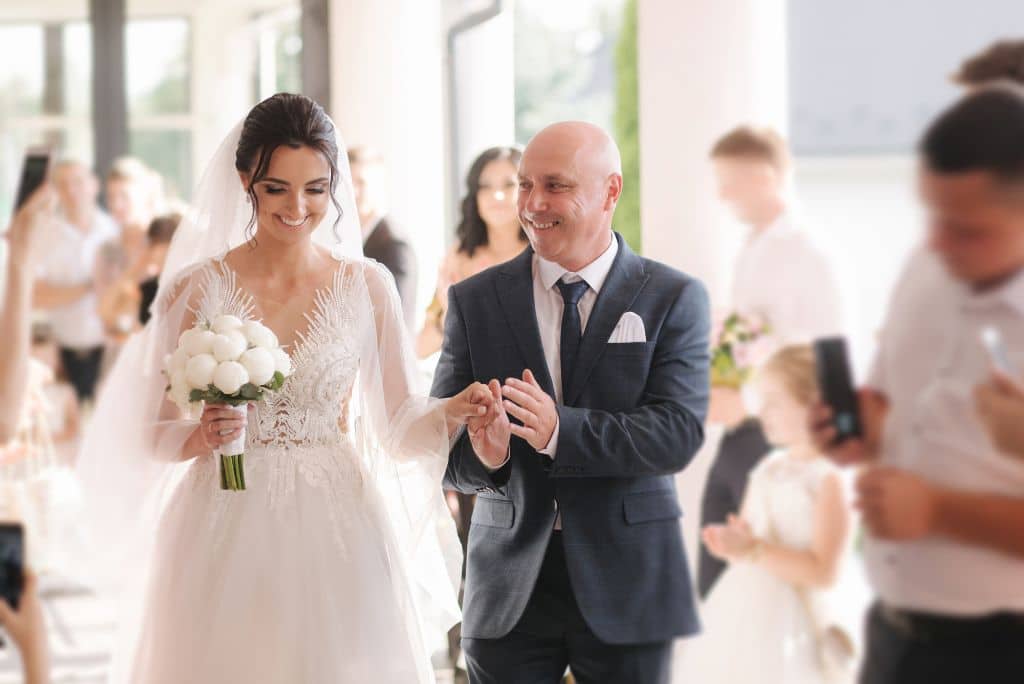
left=865, top=247, right=1024, bottom=615
left=731, top=212, right=846, bottom=344
left=37, top=211, right=120, bottom=349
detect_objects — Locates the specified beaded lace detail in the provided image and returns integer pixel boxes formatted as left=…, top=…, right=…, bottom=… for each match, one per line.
left=187, top=260, right=366, bottom=551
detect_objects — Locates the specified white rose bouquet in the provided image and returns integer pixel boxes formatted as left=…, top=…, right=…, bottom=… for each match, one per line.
left=164, top=314, right=293, bottom=490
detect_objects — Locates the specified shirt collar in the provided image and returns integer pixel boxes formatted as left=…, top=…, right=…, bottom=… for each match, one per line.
left=537, top=233, right=619, bottom=294
left=961, top=266, right=1024, bottom=317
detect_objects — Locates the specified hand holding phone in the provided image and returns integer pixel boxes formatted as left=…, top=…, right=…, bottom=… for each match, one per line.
left=980, top=326, right=1015, bottom=376
left=14, top=149, right=51, bottom=213
left=0, top=524, right=24, bottom=612
left=813, top=337, right=863, bottom=444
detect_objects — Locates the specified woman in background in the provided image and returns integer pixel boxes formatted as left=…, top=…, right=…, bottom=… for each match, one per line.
left=98, top=212, right=181, bottom=333
left=96, top=157, right=165, bottom=342
left=415, top=146, right=526, bottom=360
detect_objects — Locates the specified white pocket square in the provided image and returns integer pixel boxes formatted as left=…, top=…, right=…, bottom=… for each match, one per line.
left=608, top=311, right=646, bottom=343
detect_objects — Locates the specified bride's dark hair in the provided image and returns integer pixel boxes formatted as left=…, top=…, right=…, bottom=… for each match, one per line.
left=235, top=93, right=343, bottom=241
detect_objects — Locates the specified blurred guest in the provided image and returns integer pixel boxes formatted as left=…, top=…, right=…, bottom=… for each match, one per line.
left=696, top=417, right=770, bottom=598
left=29, top=324, right=81, bottom=464
left=348, top=146, right=417, bottom=328
left=676, top=346, right=865, bottom=684
left=98, top=212, right=181, bottom=333
left=975, top=371, right=1024, bottom=459
left=1, top=185, right=57, bottom=441
left=699, top=127, right=847, bottom=595
left=0, top=572, right=51, bottom=684
left=711, top=125, right=847, bottom=351
left=811, top=86, right=1024, bottom=684
left=416, top=146, right=526, bottom=359
left=953, top=39, right=1024, bottom=88
left=32, top=161, right=117, bottom=403
left=96, top=157, right=164, bottom=341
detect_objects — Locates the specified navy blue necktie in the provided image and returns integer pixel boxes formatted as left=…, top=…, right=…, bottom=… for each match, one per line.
left=556, top=278, right=590, bottom=399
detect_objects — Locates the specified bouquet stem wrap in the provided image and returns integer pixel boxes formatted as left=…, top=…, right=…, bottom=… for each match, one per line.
left=216, top=404, right=248, bottom=490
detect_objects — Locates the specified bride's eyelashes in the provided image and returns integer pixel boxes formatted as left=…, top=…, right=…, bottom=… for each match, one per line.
left=261, top=185, right=327, bottom=196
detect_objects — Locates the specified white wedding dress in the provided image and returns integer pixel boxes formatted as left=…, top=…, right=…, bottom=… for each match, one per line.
left=83, top=257, right=460, bottom=684
left=672, top=451, right=868, bottom=684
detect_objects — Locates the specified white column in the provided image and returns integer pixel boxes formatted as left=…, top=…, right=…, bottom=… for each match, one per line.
left=638, top=0, right=787, bottom=305
left=637, top=0, right=788, bottom=581
left=328, top=0, right=446, bottom=319
left=450, top=7, right=516, bottom=220
left=191, top=2, right=260, bottom=172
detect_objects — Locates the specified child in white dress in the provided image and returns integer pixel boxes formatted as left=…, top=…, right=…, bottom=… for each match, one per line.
left=674, top=345, right=869, bottom=684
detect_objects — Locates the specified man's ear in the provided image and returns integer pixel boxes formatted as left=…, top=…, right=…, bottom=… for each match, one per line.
left=606, top=173, right=624, bottom=210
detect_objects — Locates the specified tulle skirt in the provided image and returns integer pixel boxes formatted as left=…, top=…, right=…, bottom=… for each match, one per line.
left=672, top=561, right=850, bottom=684
left=119, top=442, right=430, bottom=683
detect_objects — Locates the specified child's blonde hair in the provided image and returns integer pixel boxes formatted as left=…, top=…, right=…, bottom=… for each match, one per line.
left=759, top=344, right=818, bottom=407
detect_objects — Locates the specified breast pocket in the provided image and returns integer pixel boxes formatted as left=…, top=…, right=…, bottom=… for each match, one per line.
left=471, top=497, right=515, bottom=529
left=591, top=341, right=657, bottom=408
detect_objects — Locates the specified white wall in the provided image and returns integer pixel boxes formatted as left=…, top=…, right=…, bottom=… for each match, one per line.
left=637, top=0, right=788, bottom=307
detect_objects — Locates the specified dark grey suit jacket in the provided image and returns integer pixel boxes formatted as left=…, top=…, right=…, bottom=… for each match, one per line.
left=431, top=233, right=710, bottom=645
left=363, top=216, right=417, bottom=328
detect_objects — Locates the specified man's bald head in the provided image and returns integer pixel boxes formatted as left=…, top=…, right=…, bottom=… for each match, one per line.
left=518, top=122, right=624, bottom=271
left=526, top=121, right=622, bottom=178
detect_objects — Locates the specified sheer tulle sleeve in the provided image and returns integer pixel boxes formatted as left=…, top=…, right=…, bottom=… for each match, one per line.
left=351, top=259, right=462, bottom=656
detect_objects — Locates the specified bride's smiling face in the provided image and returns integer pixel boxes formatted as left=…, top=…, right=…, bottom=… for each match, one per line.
left=240, top=145, right=332, bottom=245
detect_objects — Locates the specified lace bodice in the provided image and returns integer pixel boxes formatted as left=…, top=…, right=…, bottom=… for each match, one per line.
left=745, top=450, right=839, bottom=549
left=192, top=261, right=361, bottom=450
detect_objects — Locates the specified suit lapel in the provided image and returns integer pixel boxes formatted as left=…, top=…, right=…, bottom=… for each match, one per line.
left=495, top=248, right=557, bottom=398
left=565, top=234, right=649, bottom=405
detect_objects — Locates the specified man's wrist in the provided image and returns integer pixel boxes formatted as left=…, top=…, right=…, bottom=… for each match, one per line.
left=483, top=445, right=511, bottom=472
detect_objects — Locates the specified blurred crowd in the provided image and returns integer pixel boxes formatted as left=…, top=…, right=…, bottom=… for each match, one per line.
left=2, top=36, right=1024, bottom=684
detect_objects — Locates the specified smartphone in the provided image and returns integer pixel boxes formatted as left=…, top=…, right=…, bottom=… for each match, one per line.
left=980, top=326, right=1015, bottom=375
left=14, top=147, right=51, bottom=212
left=813, top=337, right=863, bottom=444
left=0, top=524, right=24, bottom=611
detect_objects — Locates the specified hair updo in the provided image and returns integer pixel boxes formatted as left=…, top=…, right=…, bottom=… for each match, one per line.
left=235, top=93, right=343, bottom=240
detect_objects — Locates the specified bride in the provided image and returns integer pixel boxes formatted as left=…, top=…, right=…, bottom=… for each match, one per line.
left=75, top=93, right=490, bottom=683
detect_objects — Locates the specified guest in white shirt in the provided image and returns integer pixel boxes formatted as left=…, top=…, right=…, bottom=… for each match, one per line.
left=699, top=127, right=848, bottom=595
left=34, top=160, right=119, bottom=402
left=812, top=85, right=1024, bottom=684
left=707, top=126, right=846, bottom=425
left=975, top=371, right=1024, bottom=459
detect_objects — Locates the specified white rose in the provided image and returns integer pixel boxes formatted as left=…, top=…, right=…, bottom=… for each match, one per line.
left=211, top=314, right=244, bottom=335
left=169, top=375, right=191, bottom=412
left=242, top=320, right=278, bottom=350
left=169, top=347, right=189, bottom=375
left=185, top=353, right=218, bottom=389
left=239, top=347, right=275, bottom=386
left=181, top=328, right=216, bottom=356
left=213, top=361, right=249, bottom=395
left=212, top=330, right=248, bottom=362
left=271, top=348, right=292, bottom=377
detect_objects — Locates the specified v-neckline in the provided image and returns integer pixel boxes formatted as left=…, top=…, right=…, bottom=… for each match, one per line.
left=214, top=257, right=338, bottom=357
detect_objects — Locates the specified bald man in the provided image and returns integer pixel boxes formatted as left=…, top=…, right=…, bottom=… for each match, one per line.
left=432, top=122, right=710, bottom=683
